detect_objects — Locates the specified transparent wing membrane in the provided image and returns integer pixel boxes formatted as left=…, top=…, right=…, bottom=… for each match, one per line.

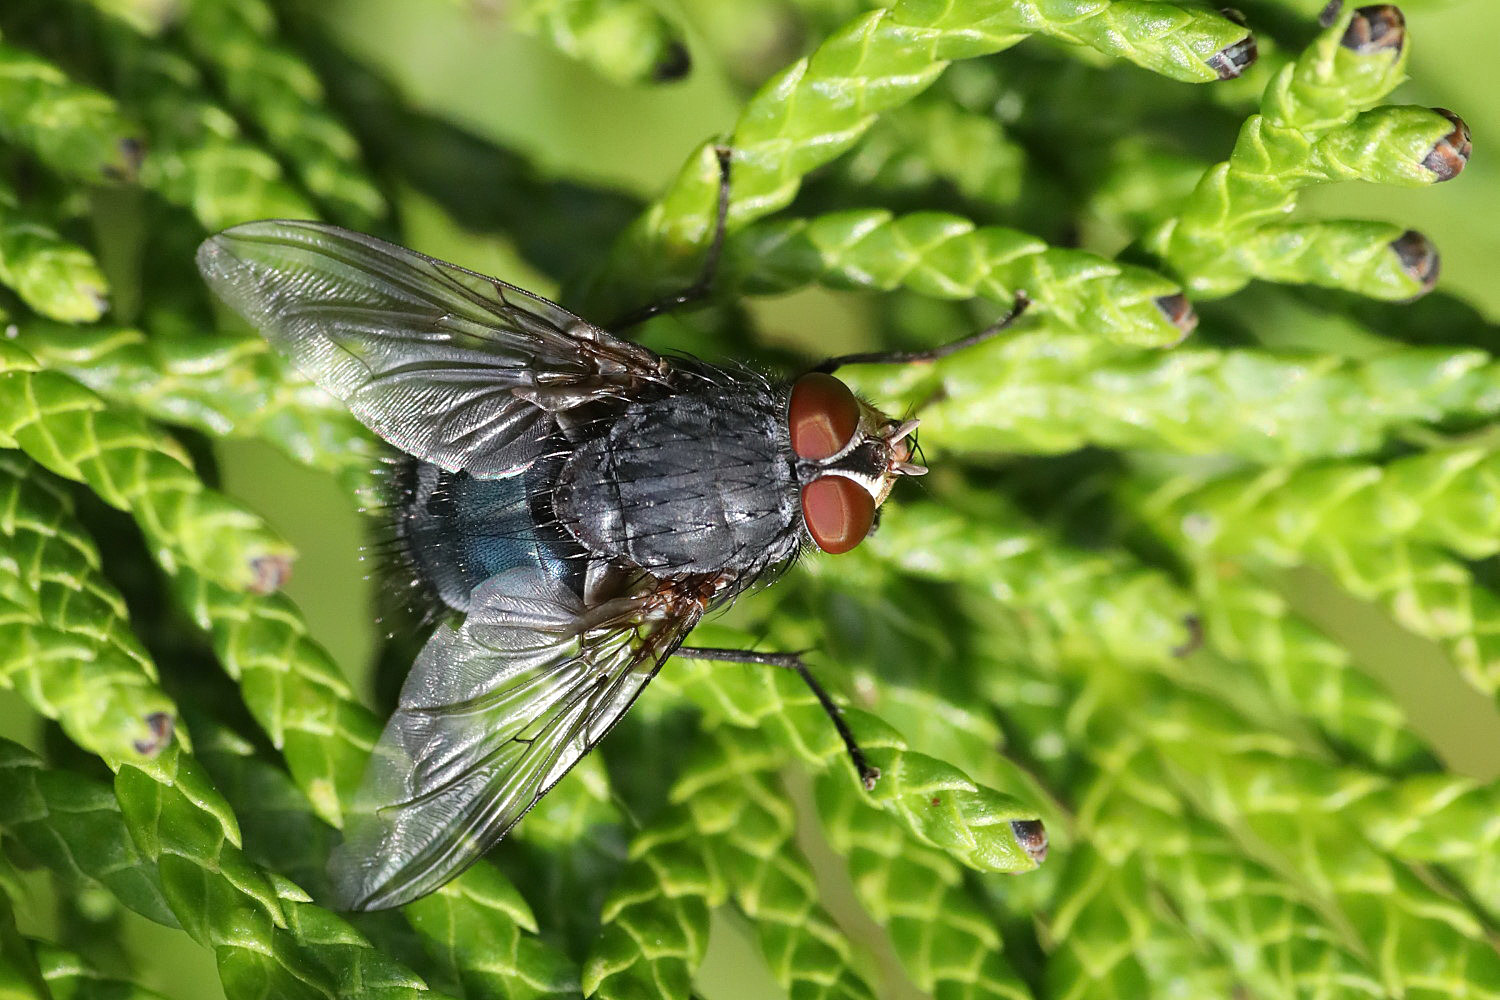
left=330, top=567, right=696, bottom=910
left=197, top=220, right=658, bottom=476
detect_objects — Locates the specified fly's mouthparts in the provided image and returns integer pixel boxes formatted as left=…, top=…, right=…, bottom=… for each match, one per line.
left=881, top=417, right=925, bottom=476
left=887, top=418, right=920, bottom=441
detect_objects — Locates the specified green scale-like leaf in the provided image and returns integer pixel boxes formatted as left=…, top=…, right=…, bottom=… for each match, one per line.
left=0, top=177, right=110, bottom=323
left=681, top=730, right=875, bottom=1000
left=1137, top=451, right=1500, bottom=706
left=0, top=446, right=457, bottom=996
left=34, top=940, right=172, bottom=1000
left=589, top=727, right=877, bottom=1000
left=586, top=803, right=718, bottom=1000
left=660, top=647, right=1045, bottom=877
left=731, top=212, right=1185, bottom=347
left=1155, top=743, right=1500, bottom=996
left=174, top=0, right=386, bottom=227
left=837, top=97, right=1026, bottom=208
left=1348, top=773, right=1500, bottom=918
left=1150, top=4, right=1465, bottom=299
left=849, top=491, right=1431, bottom=774
left=0, top=35, right=141, bottom=183
left=170, top=562, right=583, bottom=998
left=14, top=321, right=375, bottom=495
left=510, top=0, right=690, bottom=86
left=586, top=0, right=1247, bottom=327
left=0, top=737, right=174, bottom=926
left=0, top=453, right=175, bottom=762
left=188, top=715, right=580, bottom=1000
left=17, top=1, right=316, bottom=230
left=815, top=769, right=1033, bottom=1000
left=841, top=326, right=1500, bottom=464
left=0, top=340, right=295, bottom=596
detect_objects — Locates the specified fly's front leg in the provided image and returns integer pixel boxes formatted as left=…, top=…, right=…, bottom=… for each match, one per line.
left=813, top=292, right=1032, bottom=374
left=609, top=145, right=734, bottom=331
left=674, top=645, right=880, bottom=790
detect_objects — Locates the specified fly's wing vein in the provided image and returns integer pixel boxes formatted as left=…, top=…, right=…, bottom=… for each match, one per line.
left=330, top=567, right=696, bottom=910
left=197, top=220, right=659, bottom=477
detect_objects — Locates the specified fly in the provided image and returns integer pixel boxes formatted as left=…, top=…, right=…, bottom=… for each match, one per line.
left=197, top=150, right=1038, bottom=910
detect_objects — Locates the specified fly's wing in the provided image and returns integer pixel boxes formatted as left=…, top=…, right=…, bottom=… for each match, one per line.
left=197, top=220, right=660, bottom=477
left=330, top=567, right=697, bottom=910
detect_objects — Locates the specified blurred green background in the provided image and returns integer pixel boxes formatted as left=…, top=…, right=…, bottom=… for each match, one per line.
left=16, top=0, right=1491, bottom=996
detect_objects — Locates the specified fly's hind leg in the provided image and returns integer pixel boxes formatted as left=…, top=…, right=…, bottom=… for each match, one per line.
left=674, top=645, right=880, bottom=790
left=609, top=145, right=734, bottom=331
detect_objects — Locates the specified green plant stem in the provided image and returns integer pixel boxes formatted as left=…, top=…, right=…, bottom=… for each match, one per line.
left=849, top=328, right=1500, bottom=464
left=1150, top=4, right=1463, bottom=300
left=731, top=211, right=1187, bottom=347
left=586, top=0, right=1248, bottom=315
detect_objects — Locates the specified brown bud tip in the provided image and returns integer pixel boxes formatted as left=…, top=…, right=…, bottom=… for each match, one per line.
left=1010, top=819, right=1049, bottom=866
left=1172, top=613, right=1206, bottom=658
left=1422, top=108, right=1471, bottom=182
left=1390, top=229, right=1440, bottom=294
left=1342, top=5, right=1405, bottom=56
left=1207, top=34, right=1258, bottom=79
left=652, top=41, right=691, bottom=83
left=249, top=553, right=294, bottom=594
left=101, top=136, right=145, bottom=183
left=132, top=712, right=175, bottom=756
left=860, top=765, right=881, bottom=792
left=1154, top=293, right=1199, bottom=343
left=1318, top=1, right=1343, bottom=28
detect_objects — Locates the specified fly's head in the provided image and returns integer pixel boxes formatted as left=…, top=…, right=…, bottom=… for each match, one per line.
left=786, top=372, right=926, bottom=555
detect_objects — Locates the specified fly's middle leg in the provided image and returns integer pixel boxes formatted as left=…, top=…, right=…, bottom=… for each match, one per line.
left=609, top=145, right=734, bottom=331
left=673, top=645, right=880, bottom=790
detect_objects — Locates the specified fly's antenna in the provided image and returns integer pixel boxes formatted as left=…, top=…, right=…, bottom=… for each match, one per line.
left=905, top=415, right=928, bottom=474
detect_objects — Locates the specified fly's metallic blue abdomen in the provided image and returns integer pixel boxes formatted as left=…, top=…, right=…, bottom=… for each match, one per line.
left=553, top=377, right=802, bottom=578
left=394, top=459, right=584, bottom=613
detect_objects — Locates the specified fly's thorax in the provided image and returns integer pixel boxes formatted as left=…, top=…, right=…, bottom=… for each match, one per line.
left=551, top=368, right=803, bottom=579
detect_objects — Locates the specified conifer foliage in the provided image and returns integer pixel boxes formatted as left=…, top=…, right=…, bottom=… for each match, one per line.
left=0, top=0, right=1492, bottom=997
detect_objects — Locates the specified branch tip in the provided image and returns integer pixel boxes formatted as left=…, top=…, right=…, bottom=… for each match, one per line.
left=1010, top=819, right=1048, bottom=866
left=1422, top=109, right=1472, bottom=182
left=1207, top=33, right=1258, bottom=80
left=1342, top=6, right=1406, bottom=56
left=1390, top=230, right=1440, bottom=294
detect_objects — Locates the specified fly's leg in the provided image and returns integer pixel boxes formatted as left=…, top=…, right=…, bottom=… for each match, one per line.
left=609, top=145, right=734, bottom=331
left=813, top=292, right=1032, bottom=374
left=674, top=646, right=880, bottom=791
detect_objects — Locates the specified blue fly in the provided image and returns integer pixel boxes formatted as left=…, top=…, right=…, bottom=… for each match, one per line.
left=198, top=193, right=1042, bottom=909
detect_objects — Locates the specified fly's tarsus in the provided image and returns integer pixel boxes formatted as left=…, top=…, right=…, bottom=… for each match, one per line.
left=814, top=292, right=1032, bottom=374
left=675, top=645, right=881, bottom=790
left=609, top=145, right=735, bottom=331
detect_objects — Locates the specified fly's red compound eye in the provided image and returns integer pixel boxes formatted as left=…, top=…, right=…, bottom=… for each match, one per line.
left=789, top=372, right=861, bottom=461
left=801, top=476, right=875, bottom=554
